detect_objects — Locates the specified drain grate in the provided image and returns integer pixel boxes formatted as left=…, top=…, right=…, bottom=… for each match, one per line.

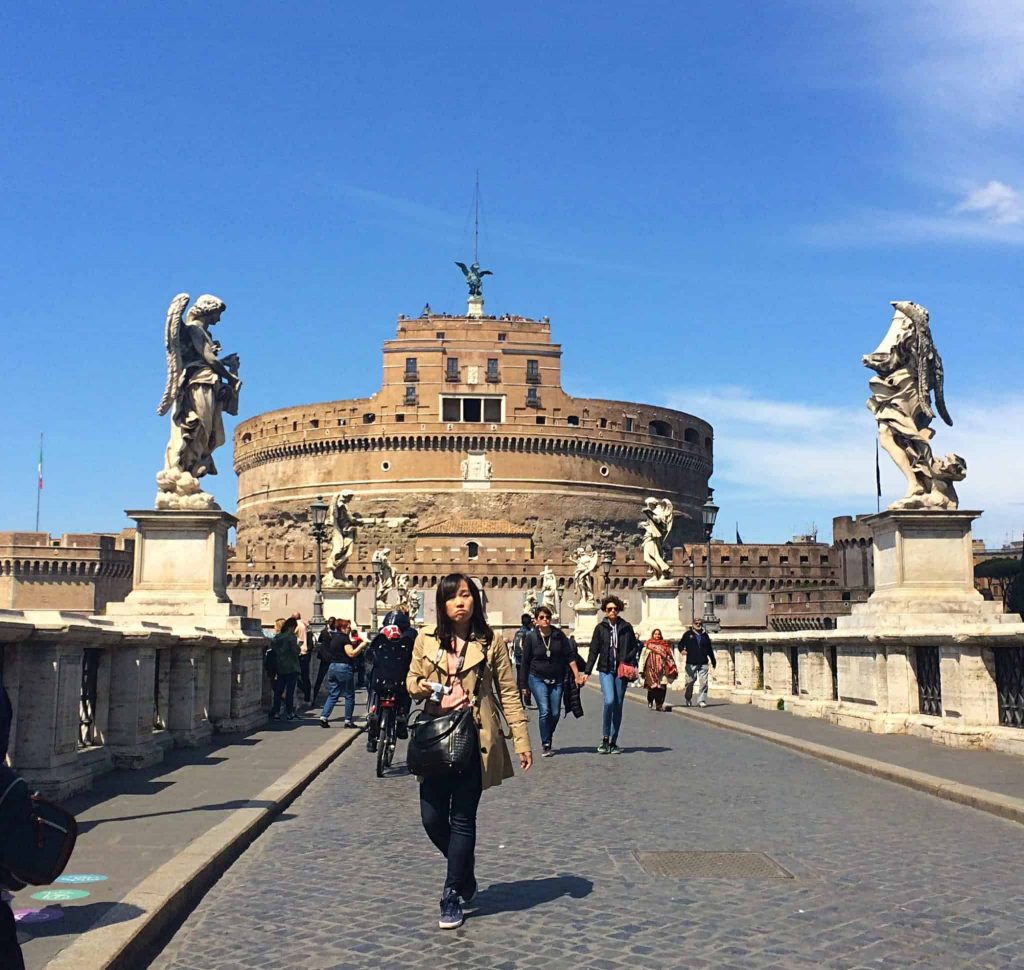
left=635, top=851, right=793, bottom=879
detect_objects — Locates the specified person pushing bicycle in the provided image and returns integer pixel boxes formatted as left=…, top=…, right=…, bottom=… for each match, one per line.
left=366, top=610, right=416, bottom=753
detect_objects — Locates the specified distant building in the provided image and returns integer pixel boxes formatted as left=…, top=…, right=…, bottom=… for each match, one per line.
left=0, top=531, right=134, bottom=613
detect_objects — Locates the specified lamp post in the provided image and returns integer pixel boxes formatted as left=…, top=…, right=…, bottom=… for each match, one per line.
left=371, top=555, right=383, bottom=636
left=601, top=549, right=614, bottom=602
left=687, top=556, right=696, bottom=619
left=701, top=495, right=720, bottom=633
left=244, top=550, right=263, bottom=620
left=308, top=495, right=329, bottom=642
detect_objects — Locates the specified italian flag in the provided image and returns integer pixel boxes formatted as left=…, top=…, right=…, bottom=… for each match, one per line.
left=38, top=435, right=43, bottom=490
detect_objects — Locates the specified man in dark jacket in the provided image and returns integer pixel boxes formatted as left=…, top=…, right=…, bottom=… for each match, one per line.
left=312, top=617, right=337, bottom=704
left=679, top=618, right=716, bottom=707
left=582, top=595, right=640, bottom=754
left=513, top=614, right=534, bottom=708
left=364, top=611, right=416, bottom=752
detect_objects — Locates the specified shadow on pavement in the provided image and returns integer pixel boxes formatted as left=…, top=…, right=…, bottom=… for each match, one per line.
left=554, top=745, right=671, bottom=755
left=78, top=799, right=280, bottom=832
left=18, top=901, right=145, bottom=939
left=475, top=875, right=593, bottom=915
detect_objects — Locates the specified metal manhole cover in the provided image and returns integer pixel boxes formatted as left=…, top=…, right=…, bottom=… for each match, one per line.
left=635, top=851, right=793, bottom=879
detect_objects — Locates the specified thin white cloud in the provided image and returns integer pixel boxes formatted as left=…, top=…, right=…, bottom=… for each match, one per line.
left=954, top=180, right=1024, bottom=225
left=666, top=385, right=1024, bottom=546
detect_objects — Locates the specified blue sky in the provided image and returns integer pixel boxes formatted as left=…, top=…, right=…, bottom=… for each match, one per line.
left=2, top=1, right=1021, bottom=546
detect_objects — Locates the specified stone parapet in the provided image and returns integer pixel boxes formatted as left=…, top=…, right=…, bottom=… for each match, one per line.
left=0, top=609, right=267, bottom=798
left=701, top=626, right=1024, bottom=757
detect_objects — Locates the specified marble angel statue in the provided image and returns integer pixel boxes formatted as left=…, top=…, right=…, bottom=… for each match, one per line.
left=156, top=293, right=241, bottom=509
left=640, top=497, right=674, bottom=581
left=863, top=301, right=966, bottom=510
left=372, top=548, right=395, bottom=608
left=323, top=490, right=359, bottom=587
left=570, top=544, right=599, bottom=608
left=540, top=564, right=559, bottom=616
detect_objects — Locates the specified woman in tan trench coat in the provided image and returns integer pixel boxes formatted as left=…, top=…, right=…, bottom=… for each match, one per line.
left=407, top=573, right=532, bottom=930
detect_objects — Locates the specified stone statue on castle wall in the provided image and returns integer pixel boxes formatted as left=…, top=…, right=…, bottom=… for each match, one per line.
left=323, top=490, right=360, bottom=588
left=156, top=293, right=242, bottom=509
left=570, top=544, right=599, bottom=608
left=864, top=301, right=966, bottom=510
left=540, top=564, right=559, bottom=616
left=640, top=497, right=674, bottom=582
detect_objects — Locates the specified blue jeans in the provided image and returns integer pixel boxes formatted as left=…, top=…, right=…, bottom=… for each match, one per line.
left=528, top=674, right=564, bottom=748
left=321, top=663, right=355, bottom=721
left=599, top=670, right=628, bottom=741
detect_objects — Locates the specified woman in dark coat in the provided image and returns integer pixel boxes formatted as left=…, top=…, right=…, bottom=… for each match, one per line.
left=581, top=595, right=640, bottom=754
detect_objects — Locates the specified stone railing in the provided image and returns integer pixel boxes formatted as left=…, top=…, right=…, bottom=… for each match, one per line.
left=688, top=628, right=1024, bottom=756
left=0, top=609, right=267, bottom=798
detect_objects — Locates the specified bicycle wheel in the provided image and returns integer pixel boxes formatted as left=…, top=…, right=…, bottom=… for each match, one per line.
left=384, top=705, right=397, bottom=768
left=376, top=706, right=391, bottom=777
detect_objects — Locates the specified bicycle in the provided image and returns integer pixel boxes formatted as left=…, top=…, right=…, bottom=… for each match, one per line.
left=375, top=690, right=399, bottom=777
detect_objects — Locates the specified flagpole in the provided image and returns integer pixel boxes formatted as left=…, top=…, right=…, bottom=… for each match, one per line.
left=35, top=432, right=43, bottom=531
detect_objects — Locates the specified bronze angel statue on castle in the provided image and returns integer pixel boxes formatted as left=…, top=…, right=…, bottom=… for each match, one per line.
left=156, top=293, right=242, bottom=509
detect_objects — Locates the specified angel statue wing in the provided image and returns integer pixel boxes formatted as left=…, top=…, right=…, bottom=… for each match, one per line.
left=157, top=293, right=191, bottom=416
left=479, top=269, right=493, bottom=278
left=928, top=343, right=953, bottom=427
left=454, top=261, right=469, bottom=277
left=654, top=499, right=675, bottom=534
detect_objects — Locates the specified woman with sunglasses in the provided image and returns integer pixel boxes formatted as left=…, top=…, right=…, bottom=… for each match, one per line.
left=518, top=606, right=583, bottom=757
left=580, top=595, right=640, bottom=754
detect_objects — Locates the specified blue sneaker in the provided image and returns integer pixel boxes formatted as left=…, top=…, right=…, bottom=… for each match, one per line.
left=438, top=889, right=464, bottom=930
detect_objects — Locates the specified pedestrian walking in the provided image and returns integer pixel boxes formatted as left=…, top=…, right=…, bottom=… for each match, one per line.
left=365, top=610, right=416, bottom=752
left=679, top=617, right=716, bottom=707
left=581, top=595, right=640, bottom=754
left=518, top=606, right=583, bottom=757
left=292, top=611, right=312, bottom=706
left=512, top=613, right=534, bottom=707
left=313, top=616, right=337, bottom=704
left=407, top=573, right=532, bottom=930
left=269, top=616, right=301, bottom=721
left=319, top=621, right=366, bottom=728
left=639, top=628, right=678, bottom=711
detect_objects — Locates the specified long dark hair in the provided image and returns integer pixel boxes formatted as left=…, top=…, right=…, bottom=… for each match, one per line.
left=434, top=573, right=492, bottom=651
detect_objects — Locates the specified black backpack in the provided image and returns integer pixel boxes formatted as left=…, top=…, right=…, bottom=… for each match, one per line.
left=0, top=772, right=78, bottom=890
left=263, top=645, right=278, bottom=677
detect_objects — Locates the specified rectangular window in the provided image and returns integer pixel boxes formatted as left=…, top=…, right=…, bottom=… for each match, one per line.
left=436, top=331, right=445, bottom=339
left=405, top=357, right=417, bottom=375
left=624, top=417, right=634, bottom=432
left=740, top=555, right=749, bottom=564
left=526, top=359, right=540, bottom=383
left=759, top=555, right=769, bottom=564
left=442, top=398, right=460, bottom=422
left=487, top=358, right=498, bottom=374
left=599, top=417, right=607, bottom=429
left=714, top=594, right=726, bottom=607
left=404, top=385, right=417, bottom=403
left=780, top=556, right=789, bottom=565
left=395, top=413, right=405, bottom=422
left=527, top=387, right=539, bottom=405
left=445, top=358, right=459, bottom=380
left=721, top=555, right=730, bottom=564
left=463, top=398, right=482, bottom=422
left=738, top=593, right=750, bottom=607
left=483, top=398, right=502, bottom=422
left=498, top=333, right=507, bottom=342
left=820, top=555, right=829, bottom=564
left=799, top=555, right=809, bottom=565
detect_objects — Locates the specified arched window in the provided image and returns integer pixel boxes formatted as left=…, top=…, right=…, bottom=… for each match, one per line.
left=684, top=427, right=699, bottom=444
left=466, top=541, right=479, bottom=560
left=648, top=420, right=673, bottom=438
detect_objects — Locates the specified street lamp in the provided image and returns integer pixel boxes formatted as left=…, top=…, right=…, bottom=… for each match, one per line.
left=308, top=495, right=329, bottom=640
left=371, top=555, right=384, bottom=636
left=687, top=556, right=696, bottom=619
left=701, top=494, right=720, bottom=632
left=244, top=549, right=262, bottom=619
left=601, top=549, right=614, bottom=600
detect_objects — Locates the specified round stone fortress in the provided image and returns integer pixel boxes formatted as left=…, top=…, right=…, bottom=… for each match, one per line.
left=231, top=301, right=712, bottom=625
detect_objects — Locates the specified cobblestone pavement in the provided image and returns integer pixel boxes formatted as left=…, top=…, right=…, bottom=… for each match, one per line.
left=152, top=693, right=1024, bottom=970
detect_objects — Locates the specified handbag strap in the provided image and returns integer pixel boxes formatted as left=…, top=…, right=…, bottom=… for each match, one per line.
left=0, top=775, right=26, bottom=809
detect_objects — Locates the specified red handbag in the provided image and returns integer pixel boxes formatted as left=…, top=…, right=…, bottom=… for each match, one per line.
left=616, top=662, right=637, bottom=681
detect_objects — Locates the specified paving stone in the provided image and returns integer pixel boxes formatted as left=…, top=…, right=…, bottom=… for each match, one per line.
left=152, top=699, right=1024, bottom=969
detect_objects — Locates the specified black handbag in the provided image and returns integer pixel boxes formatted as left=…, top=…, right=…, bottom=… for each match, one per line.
left=407, top=640, right=483, bottom=778
left=0, top=773, right=78, bottom=890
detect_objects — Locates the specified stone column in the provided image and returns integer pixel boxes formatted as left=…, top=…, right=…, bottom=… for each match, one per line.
left=13, top=634, right=93, bottom=798
left=105, top=633, right=169, bottom=769
left=165, top=637, right=214, bottom=747
left=940, top=644, right=998, bottom=725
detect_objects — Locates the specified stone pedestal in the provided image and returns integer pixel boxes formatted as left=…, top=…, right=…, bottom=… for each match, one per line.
left=323, top=585, right=358, bottom=623
left=572, top=603, right=599, bottom=645
left=638, top=582, right=685, bottom=641
left=839, top=510, right=1012, bottom=630
left=467, top=295, right=484, bottom=318
left=106, top=509, right=259, bottom=634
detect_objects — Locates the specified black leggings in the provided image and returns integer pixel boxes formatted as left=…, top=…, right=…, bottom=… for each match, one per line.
left=419, top=755, right=483, bottom=897
left=0, top=901, right=24, bottom=970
